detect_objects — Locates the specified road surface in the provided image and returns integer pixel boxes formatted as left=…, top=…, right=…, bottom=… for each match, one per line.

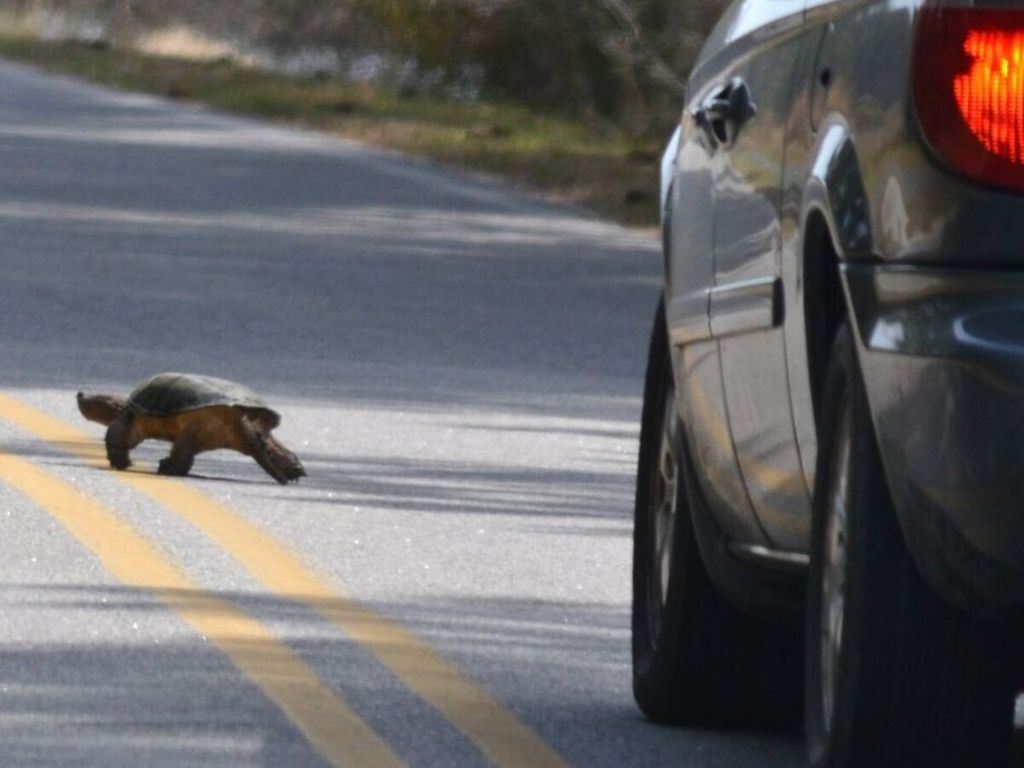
left=0, top=58, right=809, bottom=767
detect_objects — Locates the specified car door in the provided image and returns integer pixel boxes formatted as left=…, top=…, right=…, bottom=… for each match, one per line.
left=665, top=41, right=768, bottom=547
left=704, top=0, right=813, bottom=552
left=667, top=128, right=770, bottom=545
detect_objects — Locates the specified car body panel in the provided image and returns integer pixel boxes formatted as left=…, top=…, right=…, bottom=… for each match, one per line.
left=800, top=0, right=1024, bottom=608
left=662, top=0, right=1024, bottom=612
left=712, top=6, right=814, bottom=552
left=666, top=0, right=820, bottom=549
left=788, top=123, right=870, bottom=500
left=668, top=0, right=818, bottom=552
left=665, top=111, right=769, bottom=545
left=847, top=264, right=1024, bottom=608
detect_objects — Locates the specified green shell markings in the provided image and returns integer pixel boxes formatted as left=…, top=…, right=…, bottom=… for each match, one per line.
left=128, top=373, right=281, bottom=428
left=76, top=372, right=304, bottom=485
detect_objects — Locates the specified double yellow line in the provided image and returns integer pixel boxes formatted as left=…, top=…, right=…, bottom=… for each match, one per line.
left=0, top=394, right=568, bottom=768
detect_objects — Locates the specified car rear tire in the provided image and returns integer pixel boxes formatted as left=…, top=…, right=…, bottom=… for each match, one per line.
left=632, top=300, right=800, bottom=729
left=805, top=320, right=1017, bottom=767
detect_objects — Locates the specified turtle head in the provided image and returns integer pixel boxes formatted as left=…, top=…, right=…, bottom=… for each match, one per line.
left=77, top=392, right=129, bottom=427
left=261, top=435, right=306, bottom=484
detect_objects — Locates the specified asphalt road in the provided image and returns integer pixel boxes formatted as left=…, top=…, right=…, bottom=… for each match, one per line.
left=0, top=59, right=809, bottom=767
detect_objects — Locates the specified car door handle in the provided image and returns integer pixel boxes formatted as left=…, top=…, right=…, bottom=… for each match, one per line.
left=693, top=77, right=758, bottom=150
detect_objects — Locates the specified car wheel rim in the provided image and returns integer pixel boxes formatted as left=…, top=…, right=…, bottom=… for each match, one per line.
left=820, top=393, right=851, bottom=737
left=649, top=384, right=680, bottom=641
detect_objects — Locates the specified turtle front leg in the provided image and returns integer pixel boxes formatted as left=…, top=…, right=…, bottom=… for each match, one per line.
left=159, top=431, right=198, bottom=477
left=266, top=436, right=306, bottom=482
left=239, top=416, right=304, bottom=485
left=106, top=410, right=141, bottom=470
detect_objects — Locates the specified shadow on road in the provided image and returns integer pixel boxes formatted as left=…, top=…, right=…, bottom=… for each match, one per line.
left=0, top=65, right=661, bottom=430
left=0, top=582, right=805, bottom=768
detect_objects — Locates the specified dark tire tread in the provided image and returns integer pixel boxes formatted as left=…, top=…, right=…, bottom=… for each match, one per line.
left=805, top=322, right=1015, bottom=768
left=632, top=300, right=800, bottom=731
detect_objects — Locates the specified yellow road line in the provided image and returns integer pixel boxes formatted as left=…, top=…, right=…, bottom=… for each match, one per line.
left=0, top=451, right=403, bottom=768
left=0, top=394, right=569, bottom=768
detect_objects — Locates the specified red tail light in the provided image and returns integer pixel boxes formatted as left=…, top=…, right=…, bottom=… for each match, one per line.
left=914, top=6, right=1024, bottom=190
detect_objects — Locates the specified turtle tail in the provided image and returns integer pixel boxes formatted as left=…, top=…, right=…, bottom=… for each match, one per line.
left=77, top=392, right=129, bottom=427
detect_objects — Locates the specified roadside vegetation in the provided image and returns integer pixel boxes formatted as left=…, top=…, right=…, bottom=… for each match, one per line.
left=0, top=33, right=665, bottom=225
left=0, top=1, right=729, bottom=227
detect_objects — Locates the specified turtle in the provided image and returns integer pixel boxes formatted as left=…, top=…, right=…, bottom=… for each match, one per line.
left=76, top=373, right=306, bottom=484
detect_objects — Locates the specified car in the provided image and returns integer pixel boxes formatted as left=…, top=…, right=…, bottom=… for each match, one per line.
left=632, top=0, right=1024, bottom=765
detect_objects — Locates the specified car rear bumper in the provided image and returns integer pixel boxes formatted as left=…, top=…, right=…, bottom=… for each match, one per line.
left=846, top=263, right=1024, bottom=614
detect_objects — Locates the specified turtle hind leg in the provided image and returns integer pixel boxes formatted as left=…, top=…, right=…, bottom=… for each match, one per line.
left=240, top=416, right=304, bottom=485
left=105, top=410, right=141, bottom=471
left=158, top=432, right=197, bottom=477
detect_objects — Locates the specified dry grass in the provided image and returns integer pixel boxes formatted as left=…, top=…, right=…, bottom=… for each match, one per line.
left=0, top=34, right=662, bottom=227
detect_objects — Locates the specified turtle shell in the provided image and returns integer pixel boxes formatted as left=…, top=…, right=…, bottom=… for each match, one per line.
left=127, top=373, right=281, bottom=428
